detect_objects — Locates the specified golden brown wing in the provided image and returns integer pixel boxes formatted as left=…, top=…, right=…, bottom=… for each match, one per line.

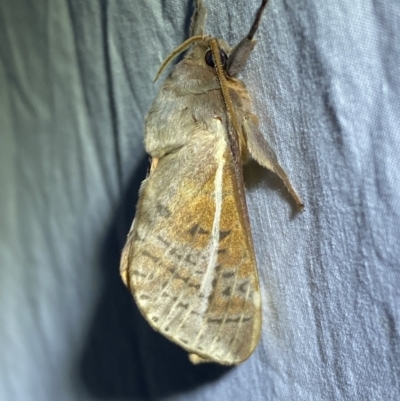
left=120, top=126, right=261, bottom=365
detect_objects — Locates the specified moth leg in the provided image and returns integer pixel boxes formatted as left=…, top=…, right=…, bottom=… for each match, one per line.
left=150, top=157, right=159, bottom=174
left=189, top=353, right=212, bottom=365
left=120, top=214, right=138, bottom=288
left=226, top=37, right=256, bottom=77
left=226, top=0, right=268, bottom=76
left=190, top=0, right=206, bottom=37
left=120, top=247, right=130, bottom=287
left=244, top=115, right=304, bottom=210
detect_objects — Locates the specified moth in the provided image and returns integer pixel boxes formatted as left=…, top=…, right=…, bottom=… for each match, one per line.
left=120, top=0, right=303, bottom=365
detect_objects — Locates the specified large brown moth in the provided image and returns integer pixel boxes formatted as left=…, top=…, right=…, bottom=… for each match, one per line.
left=120, top=0, right=303, bottom=365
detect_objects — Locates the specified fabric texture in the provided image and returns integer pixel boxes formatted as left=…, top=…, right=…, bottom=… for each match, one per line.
left=1, top=0, right=399, bottom=400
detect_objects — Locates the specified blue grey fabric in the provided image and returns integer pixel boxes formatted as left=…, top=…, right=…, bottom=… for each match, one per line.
left=1, top=0, right=399, bottom=400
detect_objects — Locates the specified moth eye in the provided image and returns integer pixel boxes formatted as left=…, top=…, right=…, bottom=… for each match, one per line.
left=205, top=49, right=228, bottom=69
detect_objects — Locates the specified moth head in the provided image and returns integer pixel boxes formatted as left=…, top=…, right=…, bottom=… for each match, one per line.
left=154, top=1, right=268, bottom=82
left=184, top=37, right=231, bottom=70
left=153, top=36, right=230, bottom=82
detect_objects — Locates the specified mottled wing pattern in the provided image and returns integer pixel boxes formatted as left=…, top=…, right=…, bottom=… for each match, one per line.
left=121, top=125, right=261, bottom=365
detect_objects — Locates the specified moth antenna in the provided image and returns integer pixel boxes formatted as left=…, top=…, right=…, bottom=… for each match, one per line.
left=209, top=39, right=243, bottom=144
left=154, top=35, right=204, bottom=82
left=248, top=0, right=268, bottom=40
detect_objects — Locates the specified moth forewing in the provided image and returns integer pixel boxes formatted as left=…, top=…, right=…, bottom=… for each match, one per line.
left=120, top=0, right=303, bottom=366
left=121, top=122, right=261, bottom=364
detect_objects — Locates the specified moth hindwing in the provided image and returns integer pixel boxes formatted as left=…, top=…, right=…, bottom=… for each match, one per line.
left=120, top=0, right=303, bottom=366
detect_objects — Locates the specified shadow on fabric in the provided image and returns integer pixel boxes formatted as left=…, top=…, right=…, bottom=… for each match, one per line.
left=79, top=154, right=231, bottom=400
